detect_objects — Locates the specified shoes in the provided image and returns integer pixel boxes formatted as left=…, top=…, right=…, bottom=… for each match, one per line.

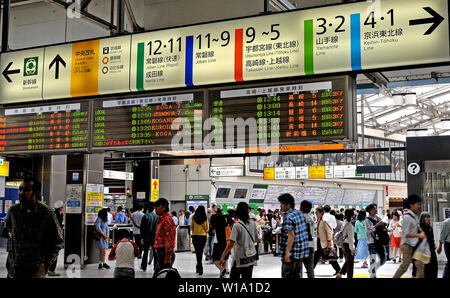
left=273, top=253, right=279, bottom=257
left=98, top=264, right=104, bottom=270
left=198, top=269, right=203, bottom=276
left=361, top=263, right=368, bottom=269
left=47, top=272, right=61, bottom=276
left=393, top=259, right=397, bottom=263
left=398, top=258, right=402, bottom=262
left=102, top=263, right=110, bottom=269
left=140, top=266, right=147, bottom=272
left=220, top=268, right=227, bottom=278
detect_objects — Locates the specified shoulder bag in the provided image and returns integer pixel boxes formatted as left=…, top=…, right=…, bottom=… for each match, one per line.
left=237, top=222, right=259, bottom=264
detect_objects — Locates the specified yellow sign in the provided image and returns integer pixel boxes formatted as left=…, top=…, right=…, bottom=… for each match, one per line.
left=309, top=166, right=325, bottom=179
left=0, top=161, right=9, bottom=176
left=86, top=192, right=103, bottom=207
left=71, top=40, right=100, bottom=97
left=151, top=179, right=159, bottom=202
left=263, top=167, right=275, bottom=180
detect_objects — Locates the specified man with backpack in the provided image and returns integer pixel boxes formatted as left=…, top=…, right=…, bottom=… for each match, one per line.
left=365, top=204, right=388, bottom=278
left=393, top=194, right=426, bottom=278
left=300, top=200, right=315, bottom=278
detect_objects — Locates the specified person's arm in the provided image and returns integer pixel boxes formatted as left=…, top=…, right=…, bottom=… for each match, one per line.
left=284, top=230, right=295, bottom=263
left=404, top=217, right=426, bottom=239
left=164, top=219, right=176, bottom=264
left=108, top=243, right=119, bottom=261
left=44, top=210, right=64, bottom=274
left=220, top=239, right=235, bottom=265
left=324, top=221, right=334, bottom=247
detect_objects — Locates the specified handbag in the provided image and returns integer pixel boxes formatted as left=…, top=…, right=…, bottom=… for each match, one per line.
left=413, top=239, right=431, bottom=264
left=322, top=247, right=339, bottom=261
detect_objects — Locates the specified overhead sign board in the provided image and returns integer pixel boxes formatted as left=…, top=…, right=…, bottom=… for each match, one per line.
left=43, top=36, right=131, bottom=100
left=275, top=167, right=296, bottom=180
left=103, top=170, right=134, bottom=181
left=1, top=0, right=448, bottom=104
left=0, top=48, right=44, bottom=103
left=210, top=165, right=244, bottom=177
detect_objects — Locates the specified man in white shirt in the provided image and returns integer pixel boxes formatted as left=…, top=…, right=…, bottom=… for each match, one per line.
left=107, top=208, right=113, bottom=225
left=323, top=205, right=337, bottom=230
left=131, top=205, right=145, bottom=259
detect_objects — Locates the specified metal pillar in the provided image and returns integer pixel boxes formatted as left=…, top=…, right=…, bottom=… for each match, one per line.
left=118, top=0, right=125, bottom=34
left=2, top=0, right=11, bottom=52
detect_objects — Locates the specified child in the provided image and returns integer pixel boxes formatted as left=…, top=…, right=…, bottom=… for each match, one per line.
left=108, top=229, right=140, bottom=278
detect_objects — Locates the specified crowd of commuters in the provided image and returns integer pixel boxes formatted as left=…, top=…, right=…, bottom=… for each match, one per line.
left=2, top=177, right=450, bottom=279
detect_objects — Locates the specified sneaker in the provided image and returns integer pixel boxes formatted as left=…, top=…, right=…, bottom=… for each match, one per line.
left=102, top=263, right=110, bottom=269
left=393, top=259, right=397, bottom=263
left=361, top=263, right=368, bottom=269
left=47, top=272, right=61, bottom=276
left=220, top=268, right=227, bottom=278
left=98, top=264, right=104, bottom=270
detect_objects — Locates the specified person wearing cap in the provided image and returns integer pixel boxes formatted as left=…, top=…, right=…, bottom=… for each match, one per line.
left=153, top=198, right=176, bottom=274
left=48, top=200, right=65, bottom=276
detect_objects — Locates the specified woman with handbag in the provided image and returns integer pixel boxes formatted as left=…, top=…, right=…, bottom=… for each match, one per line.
left=417, top=212, right=438, bottom=278
left=211, top=207, right=234, bottom=278
left=190, top=205, right=209, bottom=275
left=313, top=206, right=341, bottom=276
left=220, top=202, right=259, bottom=279
left=388, top=211, right=403, bottom=263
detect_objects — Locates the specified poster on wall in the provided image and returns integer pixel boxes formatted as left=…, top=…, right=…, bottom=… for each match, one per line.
left=65, top=184, right=83, bottom=214
left=85, top=184, right=104, bottom=225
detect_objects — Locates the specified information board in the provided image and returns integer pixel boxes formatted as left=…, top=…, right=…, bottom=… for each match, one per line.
left=209, top=76, right=356, bottom=146
left=0, top=101, right=89, bottom=153
left=91, top=92, right=204, bottom=150
left=324, top=188, right=345, bottom=205
left=342, top=189, right=376, bottom=205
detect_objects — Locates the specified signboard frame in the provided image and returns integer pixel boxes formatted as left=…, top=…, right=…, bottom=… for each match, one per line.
left=0, top=0, right=448, bottom=105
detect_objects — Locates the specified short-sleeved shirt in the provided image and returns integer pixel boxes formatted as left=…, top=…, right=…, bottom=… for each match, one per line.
left=108, top=240, right=139, bottom=268
left=115, top=212, right=127, bottom=224
left=279, top=209, right=310, bottom=260
left=401, top=210, right=420, bottom=247
left=440, top=218, right=450, bottom=243
left=229, top=220, right=258, bottom=268
left=130, top=211, right=144, bottom=235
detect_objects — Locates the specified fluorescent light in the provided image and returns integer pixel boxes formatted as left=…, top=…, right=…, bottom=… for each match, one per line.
left=441, top=119, right=450, bottom=130
left=392, top=94, right=403, bottom=106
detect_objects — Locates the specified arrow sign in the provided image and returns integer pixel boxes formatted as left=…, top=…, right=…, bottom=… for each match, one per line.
left=153, top=180, right=158, bottom=190
left=49, top=54, right=66, bottom=79
left=2, top=62, right=20, bottom=83
left=409, top=7, right=445, bottom=35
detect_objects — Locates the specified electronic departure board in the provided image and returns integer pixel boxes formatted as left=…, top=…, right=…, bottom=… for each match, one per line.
left=0, top=102, right=89, bottom=153
left=209, top=76, right=356, bottom=147
left=92, top=92, right=204, bottom=150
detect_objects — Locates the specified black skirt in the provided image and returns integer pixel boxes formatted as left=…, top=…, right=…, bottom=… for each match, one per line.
left=212, top=242, right=229, bottom=261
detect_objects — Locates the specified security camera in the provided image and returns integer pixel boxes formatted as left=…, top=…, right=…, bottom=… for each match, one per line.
left=196, top=165, right=201, bottom=172
left=182, top=165, right=189, bottom=172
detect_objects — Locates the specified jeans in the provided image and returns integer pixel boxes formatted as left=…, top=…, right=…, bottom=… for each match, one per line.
left=192, top=235, right=207, bottom=271
left=368, top=242, right=386, bottom=278
left=393, top=244, right=424, bottom=278
left=339, top=243, right=354, bottom=278
left=114, top=267, right=135, bottom=278
left=299, top=247, right=315, bottom=278
left=444, top=242, right=450, bottom=279
left=141, top=242, right=155, bottom=271
left=230, top=262, right=253, bottom=279
left=262, top=228, right=274, bottom=253
left=154, top=247, right=176, bottom=274
left=206, top=235, right=215, bottom=260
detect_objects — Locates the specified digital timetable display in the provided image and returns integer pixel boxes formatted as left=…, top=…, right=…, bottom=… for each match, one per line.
left=209, top=76, right=356, bottom=146
left=92, top=92, right=204, bottom=149
left=0, top=102, right=89, bottom=153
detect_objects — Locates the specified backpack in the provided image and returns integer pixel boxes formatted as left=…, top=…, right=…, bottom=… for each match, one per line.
left=334, top=223, right=347, bottom=248
left=153, top=267, right=181, bottom=279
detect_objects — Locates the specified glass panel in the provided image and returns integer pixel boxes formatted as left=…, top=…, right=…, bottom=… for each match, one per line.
left=422, top=161, right=450, bottom=222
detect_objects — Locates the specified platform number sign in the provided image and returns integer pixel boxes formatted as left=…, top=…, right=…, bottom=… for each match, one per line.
left=407, top=163, right=421, bottom=175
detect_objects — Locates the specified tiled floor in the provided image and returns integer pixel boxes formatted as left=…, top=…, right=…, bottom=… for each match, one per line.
left=0, top=247, right=445, bottom=278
